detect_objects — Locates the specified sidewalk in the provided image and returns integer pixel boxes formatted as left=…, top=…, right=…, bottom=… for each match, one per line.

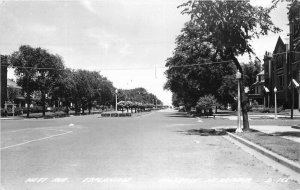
left=218, top=114, right=300, bottom=120
left=249, top=125, right=300, bottom=143
left=215, top=109, right=300, bottom=120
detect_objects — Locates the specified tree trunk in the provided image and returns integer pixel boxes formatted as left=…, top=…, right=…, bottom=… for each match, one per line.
left=240, top=80, right=250, bottom=131
left=42, top=90, right=46, bottom=117
left=88, top=101, right=91, bottom=114
left=26, top=90, right=30, bottom=118
left=75, top=102, right=78, bottom=114
left=65, top=102, right=69, bottom=114
left=231, top=55, right=250, bottom=131
left=81, top=101, right=85, bottom=114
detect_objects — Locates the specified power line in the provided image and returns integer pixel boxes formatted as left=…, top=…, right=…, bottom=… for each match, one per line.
left=1, top=60, right=234, bottom=71
left=3, top=66, right=66, bottom=70
left=272, top=51, right=300, bottom=56
left=167, top=60, right=233, bottom=69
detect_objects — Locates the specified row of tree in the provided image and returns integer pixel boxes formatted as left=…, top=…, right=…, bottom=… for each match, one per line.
left=8, top=45, right=162, bottom=117
left=116, top=87, right=162, bottom=112
left=117, top=88, right=162, bottom=105
left=165, top=0, right=299, bottom=130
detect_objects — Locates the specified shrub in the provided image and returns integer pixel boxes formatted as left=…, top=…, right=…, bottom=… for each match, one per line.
left=119, top=113, right=127, bottom=117
left=30, top=106, right=43, bottom=113
left=196, top=94, right=218, bottom=111
left=259, top=106, right=283, bottom=113
left=111, top=113, right=118, bottom=117
left=101, top=113, right=111, bottom=117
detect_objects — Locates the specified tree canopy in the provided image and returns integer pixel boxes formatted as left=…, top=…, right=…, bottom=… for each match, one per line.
left=10, top=45, right=65, bottom=117
left=118, top=88, right=162, bottom=106
left=166, top=0, right=280, bottom=130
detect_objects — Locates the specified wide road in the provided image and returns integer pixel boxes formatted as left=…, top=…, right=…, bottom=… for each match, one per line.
left=1, top=109, right=299, bottom=190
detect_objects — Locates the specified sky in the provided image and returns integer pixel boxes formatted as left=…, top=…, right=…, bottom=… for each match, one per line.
left=0, top=0, right=290, bottom=105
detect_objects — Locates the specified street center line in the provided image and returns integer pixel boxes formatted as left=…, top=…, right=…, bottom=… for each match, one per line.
left=1, top=130, right=73, bottom=150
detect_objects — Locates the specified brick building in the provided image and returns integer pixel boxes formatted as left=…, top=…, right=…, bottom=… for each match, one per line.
left=262, top=15, right=300, bottom=109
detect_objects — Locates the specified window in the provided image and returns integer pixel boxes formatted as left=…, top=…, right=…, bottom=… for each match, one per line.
left=278, top=75, right=284, bottom=90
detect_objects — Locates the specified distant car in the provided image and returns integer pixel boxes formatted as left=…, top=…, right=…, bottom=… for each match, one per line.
left=179, top=106, right=186, bottom=112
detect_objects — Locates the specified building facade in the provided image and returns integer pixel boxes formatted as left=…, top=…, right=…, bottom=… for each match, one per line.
left=261, top=15, right=300, bottom=109
left=263, top=37, right=290, bottom=108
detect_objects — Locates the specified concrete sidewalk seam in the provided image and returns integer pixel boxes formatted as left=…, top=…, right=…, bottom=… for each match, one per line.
left=226, top=132, right=300, bottom=173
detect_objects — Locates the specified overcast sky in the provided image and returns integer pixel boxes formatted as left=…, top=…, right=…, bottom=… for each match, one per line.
left=1, top=0, right=289, bottom=105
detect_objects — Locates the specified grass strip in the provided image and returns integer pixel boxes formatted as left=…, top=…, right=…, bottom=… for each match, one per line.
left=237, top=130, right=300, bottom=163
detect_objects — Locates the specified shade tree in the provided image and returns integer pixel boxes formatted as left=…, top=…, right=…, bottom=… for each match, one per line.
left=172, top=0, right=280, bottom=130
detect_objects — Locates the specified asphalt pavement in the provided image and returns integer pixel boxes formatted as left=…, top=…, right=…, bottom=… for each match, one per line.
left=1, top=109, right=300, bottom=190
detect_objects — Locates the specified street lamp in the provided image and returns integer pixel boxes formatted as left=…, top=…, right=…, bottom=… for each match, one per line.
left=115, top=89, right=118, bottom=112
left=236, top=71, right=242, bottom=133
left=274, top=87, right=277, bottom=119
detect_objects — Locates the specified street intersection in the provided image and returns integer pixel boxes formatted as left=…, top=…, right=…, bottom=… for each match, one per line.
left=1, top=109, right=300, bottom=190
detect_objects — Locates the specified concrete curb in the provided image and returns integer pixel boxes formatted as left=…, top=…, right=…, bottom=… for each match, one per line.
left=227, top=132, right=300, bottom=173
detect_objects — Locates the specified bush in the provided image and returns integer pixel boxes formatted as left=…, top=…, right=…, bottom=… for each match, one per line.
left=259, top=106, right=283, bottom=113
left=101, top=113, right=111, bottom=117
left=30, top=106, right=43, bottom=113
left=196, top=95, right=218, bottom=112
left=111, top=113, right=119, bottom=117
left=1, top=108, right=8, bottom=116
left=14, top=107, right=23, bottom=115
left=119, top=113, right=127, bottom=117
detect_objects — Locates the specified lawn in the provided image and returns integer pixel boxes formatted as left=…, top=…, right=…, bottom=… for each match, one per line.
left=237, top=130, right=300, bottom=163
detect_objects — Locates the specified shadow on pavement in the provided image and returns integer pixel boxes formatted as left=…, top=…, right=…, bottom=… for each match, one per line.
left=166, top=112, right=195, bottom=118
left=177, top=128, right=236, bottom=136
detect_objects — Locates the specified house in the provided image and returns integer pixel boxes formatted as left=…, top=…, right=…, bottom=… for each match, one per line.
left=248, top=70, right=265, bottom=106
left=1, top=55, right=9, bottom=108
left=249, top=7, right=300, bottom=110
left=1, top=55, right=25, bottom=111
left=263, top=36, right=290, bottom=108
left=7, top=79, right=25, bottom=107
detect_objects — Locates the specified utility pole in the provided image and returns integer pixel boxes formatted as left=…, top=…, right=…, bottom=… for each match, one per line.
left=287, top=40, right=294, bottom=119
left=115, top=89, right=118, bottom=112
left=236, top=71, right=242, bottom=133
left=274, top=87, right=278, bottom=119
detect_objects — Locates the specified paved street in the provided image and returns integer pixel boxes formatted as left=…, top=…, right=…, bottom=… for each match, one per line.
left=1, top=109, right=300, bottom=190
